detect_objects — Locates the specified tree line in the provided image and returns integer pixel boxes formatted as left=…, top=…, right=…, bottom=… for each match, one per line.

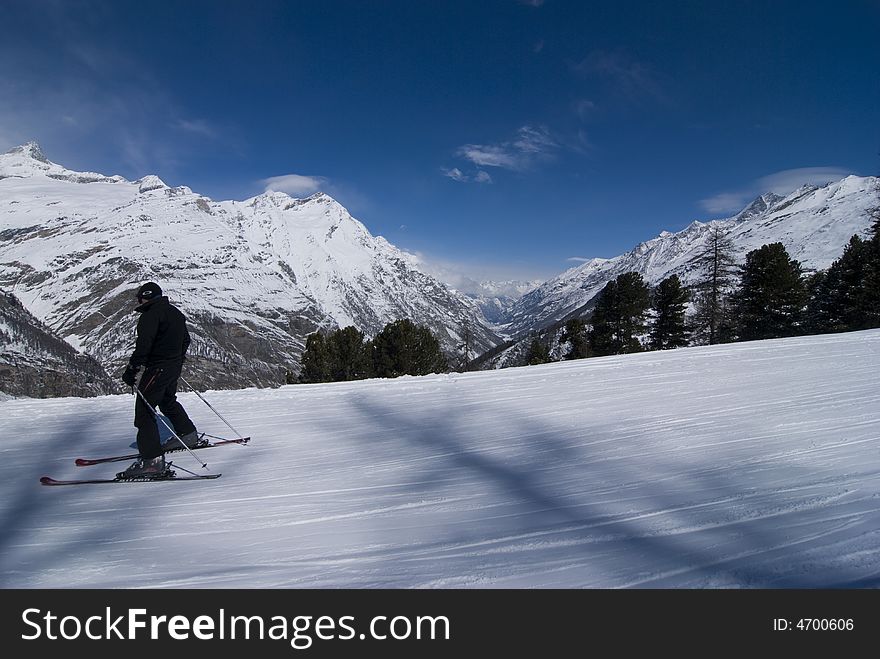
left=294, top=318, right=448, bottom=383
left=526, top=211, right=880, bottom=364
left=296, top=203, right=880, bottom=380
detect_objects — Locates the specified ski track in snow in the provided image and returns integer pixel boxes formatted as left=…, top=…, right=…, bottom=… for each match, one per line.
left=1, top=330, right=879, bottom=588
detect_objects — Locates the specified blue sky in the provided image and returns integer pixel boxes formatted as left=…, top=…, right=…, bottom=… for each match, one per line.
left=1, top=0, right=878, bottom=283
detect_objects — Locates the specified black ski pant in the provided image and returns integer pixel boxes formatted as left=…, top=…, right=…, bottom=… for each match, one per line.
left=134, top=362, right=197, bottom=459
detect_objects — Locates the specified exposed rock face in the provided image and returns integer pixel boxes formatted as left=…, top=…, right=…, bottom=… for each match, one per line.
left=0, top=290, right=117, bottom=398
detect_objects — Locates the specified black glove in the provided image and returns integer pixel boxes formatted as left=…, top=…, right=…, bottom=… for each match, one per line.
left=122, top=364, right=139, bottom=387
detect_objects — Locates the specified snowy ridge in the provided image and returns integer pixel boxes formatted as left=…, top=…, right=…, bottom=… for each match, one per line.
left=0, top=144, right=501, bottom=389
left=5, top=329, right=880, bottom=587
left=501, top=176, right=878, bottom=337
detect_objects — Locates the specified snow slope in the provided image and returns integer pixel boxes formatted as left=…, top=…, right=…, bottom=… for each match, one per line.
left=2, top=329, right=879, bottom=588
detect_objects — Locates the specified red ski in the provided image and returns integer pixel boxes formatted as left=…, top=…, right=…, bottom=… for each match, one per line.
left=41, top=473, right=221, bottom=486
left=74, top=436, right=250, bottom=466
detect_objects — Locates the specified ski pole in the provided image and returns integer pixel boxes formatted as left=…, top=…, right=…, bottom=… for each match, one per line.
left=180, top=376, right=246, bottom=440
left=133, top=383, right=209, bottom=470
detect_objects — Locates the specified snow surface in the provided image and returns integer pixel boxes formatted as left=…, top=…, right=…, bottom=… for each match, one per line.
left=2, top=330, right=879, bottom=588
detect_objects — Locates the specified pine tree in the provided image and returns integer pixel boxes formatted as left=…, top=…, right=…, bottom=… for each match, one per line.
left=588, top=272, right=650, bottom=356
left=732, top=243, right=806, bottom=341
left=561, top=317, right=589, bottom=359
left=327, top=326, right=371, bottom=381
left=864, top=183, right=880, bottom=327
left=692, top=225, right=738, bottom=344
left=299, top=331, right=331, bottom=383
left=649, top=275, right=690, bottom=350
left=588, top=281, right=619, bottom=357
left=805, top=236, right=873, bottom=333
left=371, top=319, right=448, bottom=378
left=525, top=336, right=551, bottom=365
left=615, top=271, right=651, bottom=352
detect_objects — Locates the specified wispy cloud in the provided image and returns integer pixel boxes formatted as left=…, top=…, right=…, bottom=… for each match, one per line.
left=571, top=50, right=668, bottom=105
left=457, top=144, right=522, bottom=169
left=574, top=99, right=596, bottom=119
left=262, top=173, right=328, bottom=196
left=699, top=167, right=855, bottom=215
left=442, top=167, right=467, bottom=182
left=759, top=168, right=854, bottom=194
left=452, top=125, right=559, bottom=180
left=173, top=118, right=217, bottom=139
left=442, top=167, right=493, bottom=184
left=0, top=6, right=234, bottom=180
left=409, top=251, right=550, bottom=292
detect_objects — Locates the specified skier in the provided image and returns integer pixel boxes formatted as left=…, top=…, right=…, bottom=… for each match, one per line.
left=119, top=282, right=202, bottom=479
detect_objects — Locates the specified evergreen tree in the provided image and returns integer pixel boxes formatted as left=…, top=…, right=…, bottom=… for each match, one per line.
left=524, top=336, right=551, bottom=365
left=299, top=331, right=331, bottom=383
left=732, top=242, right=806, bottom=341
left=371, top=319, right=448, bottom=378
left=327, top=326, right=371, bottom=381
left=649, top=274, right=690, bottom=350
left=864, top=185, right=880, bottom=327
left=805, top=236, right=874, bottom=333
left=561, top=317, right=589, bottom=359
left=588, top=272, right=650, bottom=356
left=692, top=225, right=738, bottom=344
left=615, top=271, right=651, bottom=351
left=588, top=281, right=619, bottom=357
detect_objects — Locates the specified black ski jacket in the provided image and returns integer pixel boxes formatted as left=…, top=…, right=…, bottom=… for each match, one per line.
left=129, top=296, right=191, bottom=368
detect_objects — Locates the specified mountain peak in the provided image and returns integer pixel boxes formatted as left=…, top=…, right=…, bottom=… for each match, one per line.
left=736, top=192, right=784, bottom=221
left=4, top=141, right=49, bottom=163
left=137, top=174, right=168, bottom=193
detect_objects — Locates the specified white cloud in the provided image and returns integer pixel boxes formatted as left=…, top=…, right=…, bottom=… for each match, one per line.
left=513, top=125, right=557, bottom=154
left=758, top=167, right=854, bottom=195
left=699, top=192, right=755, bottom=215
left=262, top=173, right=328, bottom=196
left=409, top=250, right=550, bottom=292
left=457, top=143, right=522, bottom=169
left=453, top=125, right=558, bottom=178
left=442, top=167, right=467, bottom=182
left=699, top=167, right=855, bottom=215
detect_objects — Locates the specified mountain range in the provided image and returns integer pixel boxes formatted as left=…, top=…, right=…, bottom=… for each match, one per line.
left=0, top=142, right=501, bottom=392
left=0, top=142, right=876, bottom=395
left=498, top=176, right=877, bottom=340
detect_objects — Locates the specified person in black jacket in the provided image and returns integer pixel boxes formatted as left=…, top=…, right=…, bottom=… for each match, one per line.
left=118, top=282, right=201, bottom=479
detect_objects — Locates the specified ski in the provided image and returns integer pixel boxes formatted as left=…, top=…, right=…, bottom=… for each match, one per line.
left=75, top=436, right=250, bottom=466
left=41, top=473, right=221, bottom=486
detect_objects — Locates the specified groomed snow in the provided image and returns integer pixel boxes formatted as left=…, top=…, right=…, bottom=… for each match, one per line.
left=2, top=329, right=879, bottom=588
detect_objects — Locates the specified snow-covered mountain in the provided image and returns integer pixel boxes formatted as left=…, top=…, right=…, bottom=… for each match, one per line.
left=459, top=278, right=543, bottom=324
left=0, top=143, right=501, bottom=390
left=500, top=176, right=878, bottom=338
